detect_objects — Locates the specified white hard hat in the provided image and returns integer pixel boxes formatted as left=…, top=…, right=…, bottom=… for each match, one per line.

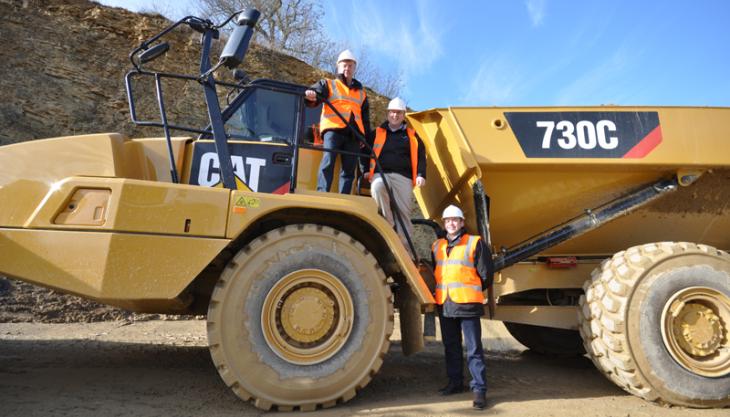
left=387, top=97, right=407, bottom=111
left=442, top=205, right=464, bottom=219
left=337, top=49, right=357, bottom=63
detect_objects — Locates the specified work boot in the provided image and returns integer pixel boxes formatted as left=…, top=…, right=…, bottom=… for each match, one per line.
left=472, top=391, right=487, bottom=409
left=438, top=380, right=465, bottom=395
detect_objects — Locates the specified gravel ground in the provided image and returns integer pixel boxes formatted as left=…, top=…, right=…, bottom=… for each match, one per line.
left=1, top=319, right=728, bottom=417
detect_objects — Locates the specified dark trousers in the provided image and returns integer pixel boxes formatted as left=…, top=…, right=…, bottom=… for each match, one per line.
left=317, top=130, right=359, bottom=193
left=439, top=315, right=487, bottom=393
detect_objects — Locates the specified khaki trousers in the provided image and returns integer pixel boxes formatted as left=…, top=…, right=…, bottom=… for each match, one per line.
left=371, top=173, right=414, bottom=254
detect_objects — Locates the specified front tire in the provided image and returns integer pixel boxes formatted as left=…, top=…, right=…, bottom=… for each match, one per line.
left=578, top=242, right=730, bottom=407
left=207, top=224, right=393, bottom=411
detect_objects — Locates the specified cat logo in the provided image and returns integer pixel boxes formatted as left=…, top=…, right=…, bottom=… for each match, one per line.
left=196, top=152, right=266, bottom=192
left=189, top=141, right=292, bottom=194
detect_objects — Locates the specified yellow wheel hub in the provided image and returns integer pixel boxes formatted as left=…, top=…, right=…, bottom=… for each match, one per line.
left=661, top=287, right=730, bottom=377
left=261, top=269, right=353, bottom=365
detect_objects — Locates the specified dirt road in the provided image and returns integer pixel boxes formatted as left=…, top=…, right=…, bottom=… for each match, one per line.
left=0, top=320, right=726, bottom=417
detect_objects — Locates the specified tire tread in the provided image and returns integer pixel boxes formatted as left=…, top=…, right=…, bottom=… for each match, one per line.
left=206, top=224, right=394, bottom=411
left=578, top=241, right=730, bottom=407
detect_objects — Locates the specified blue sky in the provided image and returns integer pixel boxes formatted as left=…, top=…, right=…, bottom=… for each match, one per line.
left=99, top=0, right=730, bottom=111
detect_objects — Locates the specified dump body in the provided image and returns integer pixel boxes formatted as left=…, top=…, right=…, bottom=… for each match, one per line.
left=409, top=106, right=730, bottom=255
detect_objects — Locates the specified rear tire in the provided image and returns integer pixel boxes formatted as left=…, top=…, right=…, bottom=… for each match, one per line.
left=504, top=322, right=585, bottom=356
left=207, top=224, right=393, bottom=411
left=578, top=242, right=730, bottom=407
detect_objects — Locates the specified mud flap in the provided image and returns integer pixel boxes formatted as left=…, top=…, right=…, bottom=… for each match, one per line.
left=397, top=261, right=438, bottom=356
left=397, top=282, right=424, bottom=356
left=487, top=285, right=495, bottom=319
left=418, top=261, right=437, bottom=339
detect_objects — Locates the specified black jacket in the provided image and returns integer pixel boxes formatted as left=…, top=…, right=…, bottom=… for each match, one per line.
left=431, top=228, right=494, bottom=318
left=308, top=74, right=371, bottom=137
left=361, top=122, right=427, bottom=180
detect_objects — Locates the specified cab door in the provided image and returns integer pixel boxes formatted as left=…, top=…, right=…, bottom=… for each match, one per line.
left=189, top=85, right=300, bottom=194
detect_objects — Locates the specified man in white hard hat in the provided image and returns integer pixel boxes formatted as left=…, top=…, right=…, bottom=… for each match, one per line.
left=304, top=49, right=370, bottom=194
left=362, top=97, right=426, bottom=255
left=431, top=204, right=493, bottom=409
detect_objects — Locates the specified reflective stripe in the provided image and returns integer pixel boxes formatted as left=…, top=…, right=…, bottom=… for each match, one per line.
left=322, top=113, right=348, bottom=120
left=436, top=283, right=482, bottom=292
left=322, top=112, right=362, bottom=121
left=328, top=79, right=364, bottom=104
left=464, top=236, right=476, bottom=264
left=327, top=96, right=364, bottom=105
left=435, top=259, right=473, bottom=267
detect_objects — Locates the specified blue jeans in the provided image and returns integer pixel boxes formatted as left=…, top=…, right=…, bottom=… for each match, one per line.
left=317, top=130, right=359, bottom=193
left=439, top=315, right=487, bottom=393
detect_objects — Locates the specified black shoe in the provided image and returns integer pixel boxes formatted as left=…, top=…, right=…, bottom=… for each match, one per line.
left=438, top=381, right=465, bottom=395
left=472, top=391, right=487, bottom=409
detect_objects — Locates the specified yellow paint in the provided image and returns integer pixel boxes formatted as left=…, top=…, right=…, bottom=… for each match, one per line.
left=0, top=228, right=228, bottom=310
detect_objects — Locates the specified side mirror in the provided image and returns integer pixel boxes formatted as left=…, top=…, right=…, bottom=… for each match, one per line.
left=138, top=42, right=170, bottom=64
left=220, top=9, right=261, bottom=69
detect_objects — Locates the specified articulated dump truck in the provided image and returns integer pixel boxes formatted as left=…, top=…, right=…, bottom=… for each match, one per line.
left=1, top=9, right=728, bottom=411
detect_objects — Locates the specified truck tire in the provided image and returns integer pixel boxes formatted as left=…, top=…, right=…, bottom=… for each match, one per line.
left=207, top=224, right=393, bottom=411
left=503, top=322, right=585, bottom=356
left=578, top=242, right=730, bottom=407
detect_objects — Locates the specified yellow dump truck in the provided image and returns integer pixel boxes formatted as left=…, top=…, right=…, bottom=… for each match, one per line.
left=0, top=9, right=728, bottom=411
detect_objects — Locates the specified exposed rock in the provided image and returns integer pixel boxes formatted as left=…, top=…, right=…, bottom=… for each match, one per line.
left=0, top=0, right=390, bottom=145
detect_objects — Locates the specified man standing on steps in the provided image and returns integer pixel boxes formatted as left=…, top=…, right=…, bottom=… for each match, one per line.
left=305, top=49, right=370, bottom=194
left=362, top=97, right=426, bottom=256
left=432, top=204, right=493, bottom=409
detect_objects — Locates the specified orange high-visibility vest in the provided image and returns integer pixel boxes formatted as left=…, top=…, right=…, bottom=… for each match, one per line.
left=432, top=234, right=484, bottom=304
left=319, top=78, right=366, bottom=134
left=368, top=126, right=419, bottom=185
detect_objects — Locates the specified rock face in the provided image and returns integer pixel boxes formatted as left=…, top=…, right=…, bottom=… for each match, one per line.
left=0, top=0, right=391, bottom=322
left=0, top=0, right=389, bottom=145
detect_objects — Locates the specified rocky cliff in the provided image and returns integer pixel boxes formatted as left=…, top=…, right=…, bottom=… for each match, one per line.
left=0, top=0, right=389, bottom=145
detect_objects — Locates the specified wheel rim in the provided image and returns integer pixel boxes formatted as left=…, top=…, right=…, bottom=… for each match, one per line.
left=261, top=269, right=354, bottom=365
left=660, top=286, right=730, bottom=377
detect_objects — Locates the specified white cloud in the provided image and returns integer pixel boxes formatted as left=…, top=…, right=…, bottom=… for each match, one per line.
left=525, top=0, right=547, bottom=27
left=346, top=0, right=444, bottom=79
left=461, top=57, right=527, bottom=105
left=554, top=47, right=632, bottom=105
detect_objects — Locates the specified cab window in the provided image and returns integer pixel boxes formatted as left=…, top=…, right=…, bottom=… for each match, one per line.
left=301, top=103, right=323, bottom=145
left=226, top=88, right=297, bottom=143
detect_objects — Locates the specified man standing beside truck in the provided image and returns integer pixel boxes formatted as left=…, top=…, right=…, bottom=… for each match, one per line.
left=432, top=205, right=492, bottom=409
left=305, top=49, right=371, bottom=194
left=362, top=97, right=426, bottom=254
